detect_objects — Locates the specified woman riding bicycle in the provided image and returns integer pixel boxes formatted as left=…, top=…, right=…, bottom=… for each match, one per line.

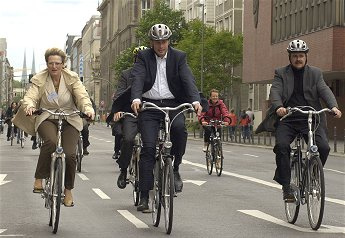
left=198, top=89, right=231, bottom=152
left=14, top=48, right=94, bottom=207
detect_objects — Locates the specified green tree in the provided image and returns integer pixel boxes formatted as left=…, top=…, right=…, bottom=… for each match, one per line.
left=136, top=0, right=186, bottom=46
left=113, top=47, right=135, bottom=80
left=176, top=20, right=243, bottom=96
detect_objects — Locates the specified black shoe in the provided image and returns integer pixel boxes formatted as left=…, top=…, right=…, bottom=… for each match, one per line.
left=174, top=171, right=183, bottom=193
left=7, top=137, right=10, bottom=141
left=112, top=151, right=120, bottom=160
left=137, top=197, right=150, bottom=213
left=117, top=171, right=127, bottom=189
left=32, top=143, right=38, bottom=150
left=83, top=148, right=89, bottom=155
left=282, top=184, right=295, bottom=203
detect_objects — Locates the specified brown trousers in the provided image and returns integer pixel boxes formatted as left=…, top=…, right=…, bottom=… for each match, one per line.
left=35, top=119, right=79, bottom=190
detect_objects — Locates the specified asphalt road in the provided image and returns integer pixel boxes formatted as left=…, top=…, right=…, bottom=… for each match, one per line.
left=0, top=123, right=344, bottom=237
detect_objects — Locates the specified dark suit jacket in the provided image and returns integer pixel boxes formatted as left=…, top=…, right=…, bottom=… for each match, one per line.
left=130, top=46, right=200, bottom=104
left=107, top=68, right=133, bottom=123
left=256, top=64, right=338, bottom=133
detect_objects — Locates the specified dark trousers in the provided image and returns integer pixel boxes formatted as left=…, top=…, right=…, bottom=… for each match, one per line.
left=203, top=126, right=221, bottom=143
left=118, top=117, right=138, bottom=170
left=114, top=134, right=122, bottom=153
left=6, top=122, right=17, bottom=138
left=81, top=124, right=90, bottom=148
left=273, top=120, right=330, bottom=185
left=36, top=120, right=80, bottom=190
left=138, top=100, right=187, bottom=192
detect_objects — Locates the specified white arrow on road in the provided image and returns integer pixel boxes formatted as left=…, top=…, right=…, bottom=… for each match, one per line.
left=184, top=180, right=206, bottom=186
left=0, top=229, right=7, bottom=234
left=0, top=174, right=11, bottom=186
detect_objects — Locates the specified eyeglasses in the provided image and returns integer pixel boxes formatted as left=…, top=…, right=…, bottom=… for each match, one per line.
left=48, top=62, right=63, bottom=66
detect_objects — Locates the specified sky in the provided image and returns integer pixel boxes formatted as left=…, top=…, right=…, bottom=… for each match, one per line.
left=0, top=0, right=100, bottom=79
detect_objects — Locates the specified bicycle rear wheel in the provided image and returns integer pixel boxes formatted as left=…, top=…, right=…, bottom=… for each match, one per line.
left=163, top=156, right=174, bottom=234
left=76, top=138, right=83, bottom=172
left=49, top=158, right=63, bottom=234
left=215, top=141, right=223, bottom=176
left=285, top=152, right=300, bottom=224
left=205, top=144, right=213, bottom=175
left=306, top=155, right=325, bottom=230
left=152, top=159, right=162, bottom=227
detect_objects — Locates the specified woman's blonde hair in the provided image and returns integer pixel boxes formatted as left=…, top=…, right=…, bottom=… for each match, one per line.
left=44, top=48, right=66, bottom=63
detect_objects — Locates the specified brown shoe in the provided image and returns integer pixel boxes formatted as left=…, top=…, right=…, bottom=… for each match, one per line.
left=63, top=189, right=74, bottom=207
left=33, top=179, right=44, bottom=193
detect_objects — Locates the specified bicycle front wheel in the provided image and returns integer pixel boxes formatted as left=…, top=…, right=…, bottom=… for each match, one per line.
left=130, top=148, right=140, bottom=206
left=76, top=138, right=83, bottom=172
left=163, top=156, right=174, bottom=234
left=285, top=153, right=300, bottom=224
left=152, top=159, right=162, bottom=227
left=49, top=158, right=63, bottom=234
left=215, top=141, right=223, bottom=176
left=205, top=144, right=213, bottom=175
left=306, top=155, right=325, bottom=230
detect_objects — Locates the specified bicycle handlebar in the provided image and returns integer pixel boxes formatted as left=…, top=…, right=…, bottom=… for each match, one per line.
left=33, top=108, right=91, bottom=119
left=141, top=101, right=195, bottom=114
left=119, top=112, right=137, bottom=119
left=280, top=107, right=333, bottom=121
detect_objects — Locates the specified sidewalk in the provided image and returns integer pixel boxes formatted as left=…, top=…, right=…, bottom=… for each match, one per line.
left=188, top=131, right=345, bottom=158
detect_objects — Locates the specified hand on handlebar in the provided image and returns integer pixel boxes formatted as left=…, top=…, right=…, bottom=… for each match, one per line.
left=25, top=107, right=36, bottom=116
left=131, top=101, right=141, bottom=115
left=276, top=107, right=288, bottom=117
left=114, top=112, right=123, bottom=121
left=193, top=103, right=202, bottom=116
left=201, top=121, right=208, bottom=126
left=331, top=107, right=342, bottom=119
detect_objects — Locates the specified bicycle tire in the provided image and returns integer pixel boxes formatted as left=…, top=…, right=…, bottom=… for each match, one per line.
left=130, top=147, right=140, bottom=206
left=50, top=158, right=62, bottom=234
left=20, top=131, right=25, bottom=148
left=215, top=141, right=223, bottom=176
left=284, top=151, right=300, bottom=224
left=306, top=155, right=325, bottom=230
left=10, top=127, right=14, bottom=146
left=206, top=143, right=213, bottom=175
left=152, top=158, right=162, bottom=227
left=76, top=138, right=83, bottom=172
left=163, top=156, right=174, bottom=234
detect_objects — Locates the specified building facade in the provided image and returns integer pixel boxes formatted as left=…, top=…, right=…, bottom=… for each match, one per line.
left=243, top=0, right=345, bottom=135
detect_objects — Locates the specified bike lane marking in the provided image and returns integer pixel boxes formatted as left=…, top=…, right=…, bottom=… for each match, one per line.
left=182, top=160, right=345, bottom=206
left=324, top=168, right=345, bottom=175
left=239, top=210, right=345, bottom=234
left=0, top=174, right=11, bottom=186
left=92, top=188, right=111, bottom=199
left=0, top=228, right=24, bottom=237
left=77, top=173, right=89, bottom=181
left=243, top=154, right=259, bottom=158
left=117, top=210, right=149, bottom=229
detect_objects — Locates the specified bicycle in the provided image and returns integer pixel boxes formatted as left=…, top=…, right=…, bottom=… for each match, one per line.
left=204, top=119, right=226, bottom=176
left=17, top=128, right=26, bottom=148
left=33, top=108, right=88, bottom=234
left=117, top=112, right=140, bottom=206
left=281, top=106, right=333, bottom=230
left=76, top=132, right=83, bottom=172
left=141, top=101, right=194, bottom=235
left=9, top=122, right=15, bottom=146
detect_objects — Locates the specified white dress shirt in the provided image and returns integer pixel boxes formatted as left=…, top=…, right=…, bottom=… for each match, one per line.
left=142, top=52, right=175, bottom=100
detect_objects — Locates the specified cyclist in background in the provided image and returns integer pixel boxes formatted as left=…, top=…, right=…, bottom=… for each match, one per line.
left=228, top=109, right=237, bottom=141
left=256, top=39, right=342, bottom=202
left=131, top=23, right=202, bottom=212
left=198, top=89, right=230, bottom=152
left=109, top=46, right=148, bottom=189
left=5, top=102, right=17, bottom=141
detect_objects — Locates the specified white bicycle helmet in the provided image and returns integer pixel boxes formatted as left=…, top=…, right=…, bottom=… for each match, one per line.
left=133, top=46, right=148, bottom=56
left=287, top=39, right=309, bottom=53
left=148, top=24, right=172, bottom=41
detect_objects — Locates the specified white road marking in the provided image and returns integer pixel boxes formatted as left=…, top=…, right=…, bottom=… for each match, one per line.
left=243, top=153, right=259, bottom=158
left=324, top=168, right=345, bottom=174
left=184, top=180, right=206, bottom=186
left=90, top=136, right=113, bottom=143
left=92, top=188, right=110, bottom=199
left=0, top=230, right=6, bottom=234
left=182, top=159, right=345, bottom=206
left=0, top=174, right=11, bottom=186
left=223, top=150, right=232, bottom=153
left=0, top=229, right=25, bottom=237
left=239, top=210, right=345, bottom=234
left=77, top=173, right=89, bottom=181
left=117, top=210, right=149, bottom=228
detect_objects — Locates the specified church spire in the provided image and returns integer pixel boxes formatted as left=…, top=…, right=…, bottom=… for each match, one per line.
left=31, top=50, right=36, bottom=75
left=21, top=50, right=28, bottom=83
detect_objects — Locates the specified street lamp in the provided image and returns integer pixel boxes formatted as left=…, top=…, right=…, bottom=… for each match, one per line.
left=197, top=1, right=205, bottom=93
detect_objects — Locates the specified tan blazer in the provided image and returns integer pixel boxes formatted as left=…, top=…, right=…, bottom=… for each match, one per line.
left=13, top=68, right=94, bottom=135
